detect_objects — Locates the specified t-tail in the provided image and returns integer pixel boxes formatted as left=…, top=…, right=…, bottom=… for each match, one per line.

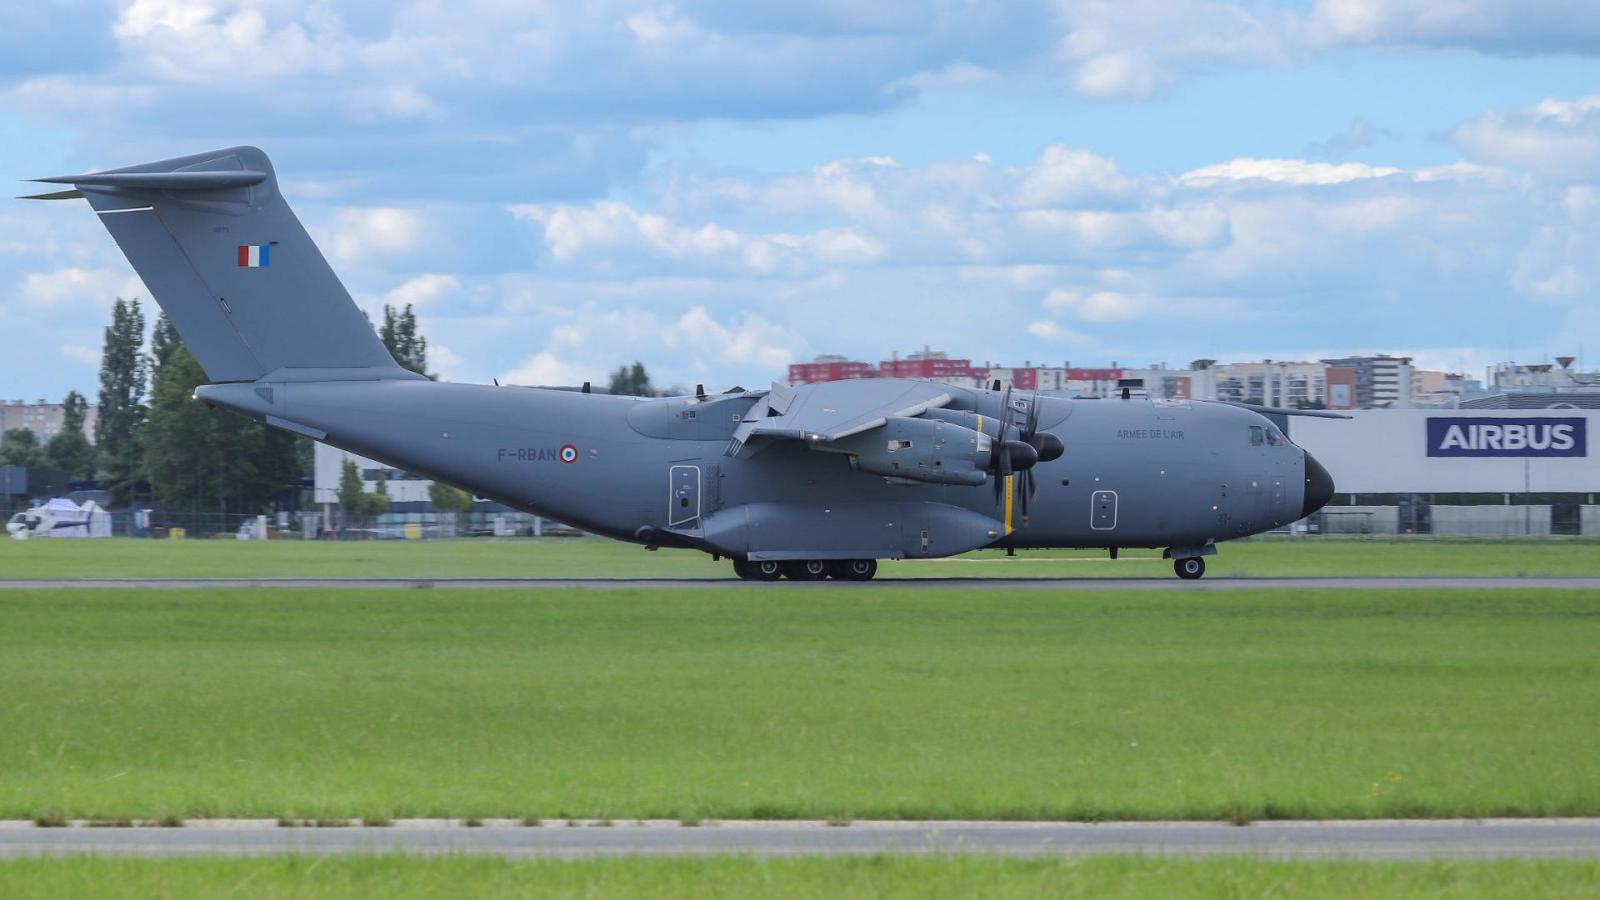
left=24, top=146, right=419, bottom=384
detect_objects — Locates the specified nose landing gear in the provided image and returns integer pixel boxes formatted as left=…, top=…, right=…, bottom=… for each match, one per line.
left=1174, top=557, right=1206, bottom=580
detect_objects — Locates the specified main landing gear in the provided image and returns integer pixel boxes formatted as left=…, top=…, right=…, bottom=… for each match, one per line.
left=1173, top=557, right=1206, bottom=580
left=733, top=558, right=878, bottom=581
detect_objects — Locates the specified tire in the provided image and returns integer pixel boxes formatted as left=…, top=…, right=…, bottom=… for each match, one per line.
left=1174, top=557, right=1206, bottom=580
left=830, top=559, right=878, bottom=581
left=745, top=559, right=784, bottom=581
left=783, top=559, right=831, bottom=581
left=732, top=559, right=754, bottom=579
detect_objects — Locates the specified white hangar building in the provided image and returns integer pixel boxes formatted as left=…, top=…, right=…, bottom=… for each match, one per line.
left=1287, top=409, right=1598, bottom=536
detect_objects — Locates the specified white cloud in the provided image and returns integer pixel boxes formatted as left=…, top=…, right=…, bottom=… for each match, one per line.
left=661, top=306, right=800, bottom=372
left=429, top=344, right=463, bottom=380
left=1043, top=289, right=1144, bottom=322
left=510, top=201, right=882, bottom=273
left=1307, top=0, right=1600, bottom=54
left=19, top=268, right=144, bottom=309
left=383, top=273, right=459, bottom=308
left=1179, top=158, right=1403, bottom=187
left=500, top=351, right=588, bottom=387
left=1453, top=95, right=1600, bottom=180
left=1016, top=145, right=1137, bottom=207
left=330, top=208, right=425, bottom=263
left=114, top=0, right=349, bottom=82
left=1025, top=320, right=1086, bottom=342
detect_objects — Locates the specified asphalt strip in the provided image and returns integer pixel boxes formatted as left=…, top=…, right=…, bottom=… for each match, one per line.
left=2, top=819, right=1598, bottom=859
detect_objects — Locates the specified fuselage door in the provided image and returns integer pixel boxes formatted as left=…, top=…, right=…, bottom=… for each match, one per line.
left=1090, top=490, right=1117, bottom=530
left=669, top=464, right=701, bottom=526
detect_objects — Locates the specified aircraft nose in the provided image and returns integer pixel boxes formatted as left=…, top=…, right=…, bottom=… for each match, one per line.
left=1301, top=451, right=1334, bottom=519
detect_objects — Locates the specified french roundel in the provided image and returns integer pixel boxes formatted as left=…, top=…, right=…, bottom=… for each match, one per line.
left=559, top=443, right=578, bottom=464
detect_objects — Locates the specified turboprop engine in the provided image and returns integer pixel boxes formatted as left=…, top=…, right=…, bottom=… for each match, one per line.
left=821, top=415, right=993, bottom=486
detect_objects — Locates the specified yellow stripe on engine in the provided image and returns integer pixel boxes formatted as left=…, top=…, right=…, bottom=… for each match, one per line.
left=1003, top=473, right=1014, bottom=536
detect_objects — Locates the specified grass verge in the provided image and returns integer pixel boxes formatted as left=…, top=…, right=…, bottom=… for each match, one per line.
left=2, top=535, right=1599, bottom=580
left=2, top=586, right=1597, bottom=820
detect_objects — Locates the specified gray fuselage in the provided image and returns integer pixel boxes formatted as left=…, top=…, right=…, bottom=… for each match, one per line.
left=200, top=377, right=1317, bottom=560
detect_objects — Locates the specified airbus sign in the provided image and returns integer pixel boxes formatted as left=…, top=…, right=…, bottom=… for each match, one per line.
left=1426, top=417, right=1587, bottom=458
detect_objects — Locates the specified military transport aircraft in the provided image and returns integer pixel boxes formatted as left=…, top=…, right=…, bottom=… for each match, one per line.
left=24, top=147, right=1338, bottom=580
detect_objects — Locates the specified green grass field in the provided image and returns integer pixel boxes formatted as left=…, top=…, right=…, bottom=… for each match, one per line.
left=2, top=855, right=1597, bottom=899
left=3, top=534, right=1600, bottom=579
left=3, top=586, right=1598, bottom=821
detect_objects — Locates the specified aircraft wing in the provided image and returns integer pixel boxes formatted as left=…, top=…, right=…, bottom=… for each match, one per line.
left=726, top=380, right=953, bottom=457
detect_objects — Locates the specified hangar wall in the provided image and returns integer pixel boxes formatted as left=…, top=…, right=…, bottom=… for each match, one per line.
left=1286, top=409, right=1598, bottom=535
left=1289, top=409, right=1596, bottom=494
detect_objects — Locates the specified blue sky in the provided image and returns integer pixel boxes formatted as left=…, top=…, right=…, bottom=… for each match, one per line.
left=3, top=0, right=1600, bottom=400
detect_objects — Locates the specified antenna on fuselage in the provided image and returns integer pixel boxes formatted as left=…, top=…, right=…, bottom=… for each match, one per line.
left=581, top=381, right=591, bottom=394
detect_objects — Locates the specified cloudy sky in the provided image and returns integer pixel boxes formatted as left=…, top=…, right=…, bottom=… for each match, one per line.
left=4, top=0, right=1600, bottom=399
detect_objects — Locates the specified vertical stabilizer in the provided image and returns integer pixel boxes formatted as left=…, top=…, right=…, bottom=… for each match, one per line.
left=29, top=147, right=419, bottom=383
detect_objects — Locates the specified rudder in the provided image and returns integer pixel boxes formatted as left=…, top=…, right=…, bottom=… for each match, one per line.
left=30, top=147, right=418, bottom=383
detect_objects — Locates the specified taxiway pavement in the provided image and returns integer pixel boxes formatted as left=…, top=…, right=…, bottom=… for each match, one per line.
left=2, top=819, right=1598, bottom=859
left=0, top=576, right=1598, bottom=590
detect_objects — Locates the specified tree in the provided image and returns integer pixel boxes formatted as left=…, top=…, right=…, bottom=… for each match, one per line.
left=0, top=429, right=45, bottom=468
left=336, top=458, right=389, bottom=527
left=96, top=297, right=148, bottom=506
left=150, top=312, right=183, bottom=375
left=45, top=391, right=96, bottom=478
left=428, top=480, right=473, bottom=513
left=608, top=361, right=654, bottom=397
left=379, top=303, right=433, bottom=379
left=337, top=458, right=366, bottom=522
left=143, top=325, right=303, bottom=522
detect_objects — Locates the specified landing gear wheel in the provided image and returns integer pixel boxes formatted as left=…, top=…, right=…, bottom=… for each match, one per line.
left=735, top=559, right=783, bottom=581
left=1174, top=557, right=1206, bottom=580
left=783, top=559, right=831, bottom=581
left=829, top=559, right=878, bottom=581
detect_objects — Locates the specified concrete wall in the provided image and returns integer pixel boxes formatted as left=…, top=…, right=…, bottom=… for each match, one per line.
left=1430, top=505, right=1552, bottom=537
left=1318, top=506, right=1398, bottom=534
left=1584, top=505, right=1600, bottom=536
left=1319, top=504, right=1558, bottom=535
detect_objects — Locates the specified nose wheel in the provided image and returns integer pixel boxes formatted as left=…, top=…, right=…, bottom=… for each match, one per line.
left=1174, top=557, right=1206, bottom=580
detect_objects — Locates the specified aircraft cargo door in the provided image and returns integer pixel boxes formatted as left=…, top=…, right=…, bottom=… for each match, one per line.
left=669, top=463, right=700, bottom=526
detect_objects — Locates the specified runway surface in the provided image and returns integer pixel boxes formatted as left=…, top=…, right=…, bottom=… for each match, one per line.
left=2, top=576, right=1599, bottom=591
left=2, top=819, right=1597, bottom=859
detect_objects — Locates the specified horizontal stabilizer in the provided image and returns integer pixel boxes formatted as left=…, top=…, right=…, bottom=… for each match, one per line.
left=18, top=188, right=84, bottom=201
left=31, top=170, right=266, bottom=191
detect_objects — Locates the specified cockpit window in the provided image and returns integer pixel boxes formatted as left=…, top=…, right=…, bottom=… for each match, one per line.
left=1265, top=424, right=1286, bottom=446
left=1249, top=425, right=1264, bottom=446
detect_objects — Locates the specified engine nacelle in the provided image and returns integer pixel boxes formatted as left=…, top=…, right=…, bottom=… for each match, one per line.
left=822, top=415, right=991, bottom=486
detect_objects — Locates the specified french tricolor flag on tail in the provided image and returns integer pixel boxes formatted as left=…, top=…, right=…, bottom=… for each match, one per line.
left=236, top=244, right=270, bottom=268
